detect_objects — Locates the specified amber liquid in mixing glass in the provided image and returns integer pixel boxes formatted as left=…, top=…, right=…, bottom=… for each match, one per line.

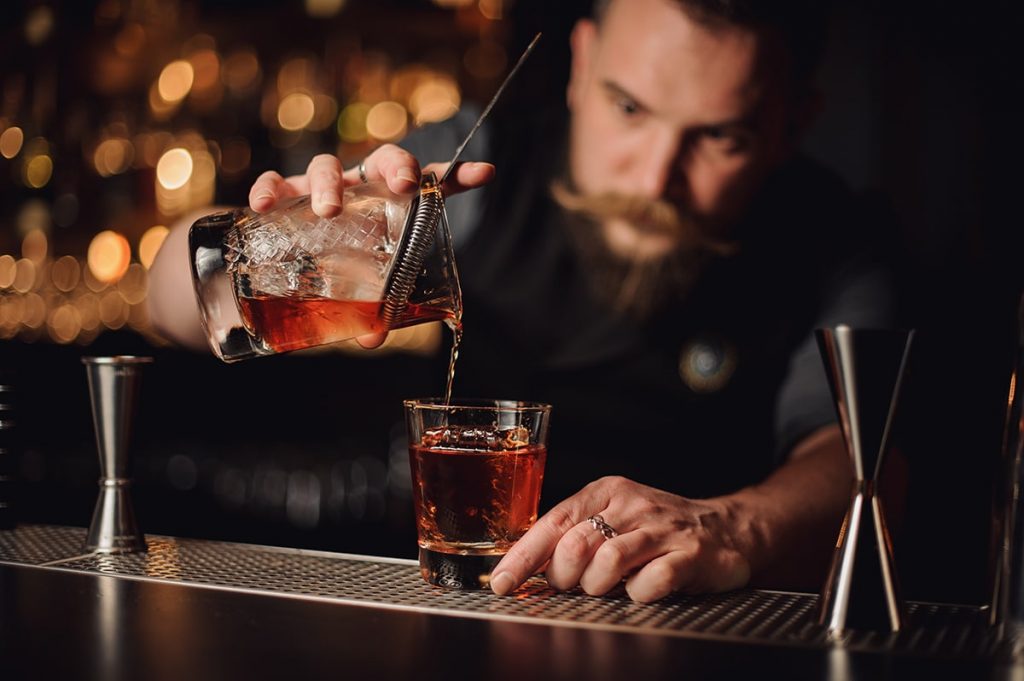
left=239, top=294, right=463, bottom=401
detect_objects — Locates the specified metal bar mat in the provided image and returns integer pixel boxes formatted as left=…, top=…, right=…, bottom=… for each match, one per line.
left=0, top=524, right=89, bottom=565
left=0, top=525, right=1001, bottom=658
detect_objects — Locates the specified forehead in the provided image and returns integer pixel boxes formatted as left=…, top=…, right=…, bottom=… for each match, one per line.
left=595, top=0, right=782, bottom=121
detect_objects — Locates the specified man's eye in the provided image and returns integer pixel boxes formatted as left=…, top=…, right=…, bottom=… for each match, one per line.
left=615, top=96, right=640, bottom=117
left=699, top=127, right=748, bottom=153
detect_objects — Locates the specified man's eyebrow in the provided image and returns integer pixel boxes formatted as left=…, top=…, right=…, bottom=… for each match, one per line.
left=600, top=79, right=757, bottom=132
left=600, top=80, right=651, bottom=113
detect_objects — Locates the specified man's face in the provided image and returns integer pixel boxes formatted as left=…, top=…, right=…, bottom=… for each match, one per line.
left=566, top=0, right=803, bottom=261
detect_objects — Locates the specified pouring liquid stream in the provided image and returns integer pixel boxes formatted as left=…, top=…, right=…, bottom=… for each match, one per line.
left=443, top=318, right=462, bottom=406
left=434, top=34, right=539, bottom=406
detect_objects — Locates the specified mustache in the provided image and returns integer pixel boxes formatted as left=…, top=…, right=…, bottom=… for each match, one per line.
left=550, top=180, right=738, bottom=257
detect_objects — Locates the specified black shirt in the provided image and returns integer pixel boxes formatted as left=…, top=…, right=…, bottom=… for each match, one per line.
left=406, top=110, right=898, bottom=504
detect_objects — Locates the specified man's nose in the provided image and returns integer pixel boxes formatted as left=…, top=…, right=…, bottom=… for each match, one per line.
left=635, top=131, right=685, bottom=200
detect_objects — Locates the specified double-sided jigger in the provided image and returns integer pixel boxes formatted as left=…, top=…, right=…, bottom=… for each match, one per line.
left=82, top=356, right=152, bottom=553
left=816, top=325, right=914, bottom=635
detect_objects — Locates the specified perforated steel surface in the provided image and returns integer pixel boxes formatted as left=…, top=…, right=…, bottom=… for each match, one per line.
left=0, top=524, right=89, bottom=565
left=0, top=525, right=1002, bottom=657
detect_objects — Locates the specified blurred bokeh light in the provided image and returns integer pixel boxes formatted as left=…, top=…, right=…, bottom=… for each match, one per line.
left=158, top=60, right=195, bottom=103
left=139, top=226, right=170, bottom=269
left=24, top=154, right=54, bottom=189
left=0, top=126, right=24, bottom=159
left=0, top=0, right=507, bottom=353
left=156, top=148, right=194, bottom=190
left=25, top=6, right=55, bottom=45
left=366, top=101, right=408, bottom=141
left=306, top=0, right=347, bottom=17
left=87, top=231, right=131, bottom=285
left=278, top=92, right=316, bottom=131
left=21, top=230, right=48, bottom=263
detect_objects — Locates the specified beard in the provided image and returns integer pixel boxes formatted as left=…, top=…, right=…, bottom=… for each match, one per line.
left=550, top=178, right=738, bottom=321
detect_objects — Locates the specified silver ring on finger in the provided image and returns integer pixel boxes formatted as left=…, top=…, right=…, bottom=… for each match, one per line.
left=357, top=160, right=368, bottom=184
left=587, top=514, right=618, bottom=539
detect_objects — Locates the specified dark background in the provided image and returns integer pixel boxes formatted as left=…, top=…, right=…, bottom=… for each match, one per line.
left=1, top=0, right=1020, bottom=605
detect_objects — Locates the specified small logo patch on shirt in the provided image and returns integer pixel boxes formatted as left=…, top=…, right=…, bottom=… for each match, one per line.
left=679, top=337, right=737, bottom=393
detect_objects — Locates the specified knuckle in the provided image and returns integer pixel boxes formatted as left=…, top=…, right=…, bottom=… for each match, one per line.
left=583, top=475, right=615, bottom=494
left=596, top=540, right=629, bottom=572
left=382, top=152, right=419, bottom=176
left=377, top=143, right=411, bottom=161
left=559, top=531, right=591, bottom=564
left=686, top=540, right=708, bottom=563
left=600, top=475, right=629, bottom=492
left=646, top=560, right=677, bottom=591
left=543, top=506, right=579, bottom=536
left=372, top=145, right=396, bottom=163
left=310, top=153, right=339, bottom=167
left=313, top=169, right=341, bottom=184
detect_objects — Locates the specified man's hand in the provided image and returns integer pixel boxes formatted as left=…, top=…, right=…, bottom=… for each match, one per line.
left=490, top=426, right=853, bottom=602
left=245, top=144, right=493, bottom=348
left=489, top=476, right=752, bottom=603
left=247, top=144, right=495, bottom=218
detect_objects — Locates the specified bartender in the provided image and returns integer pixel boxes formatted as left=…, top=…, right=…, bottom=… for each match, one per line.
left=148, top=0, right=899, bottom=601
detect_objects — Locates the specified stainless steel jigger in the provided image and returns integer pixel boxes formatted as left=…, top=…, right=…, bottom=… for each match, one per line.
left=816, top=325, right=914, bottom=635
left=82, top=356, right=152, bottom=553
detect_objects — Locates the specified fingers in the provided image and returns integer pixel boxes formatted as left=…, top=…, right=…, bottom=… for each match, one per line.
left=342, top=144, right=422, bottom=196
left=544, top=520, right=607, bottom=591
left=421, top=162, right=496, bottom=196
left=490, top=480, right=617, bottom=596
left=489, top=504, right=583, bottom=596
left=491, top=476, right=752, bottom=602
left=249, top=171, right=306, bottom=213
left=306, top=154, right=345, bottom=217
left=623, top=551, right=693, bottom=604
left=489, top=479, right=620, bottom=596
left=624, top=547, right=750, bottom=603
left=578, top=528, right=662, bottom=596
left=251, top=147, right=493, bottom=219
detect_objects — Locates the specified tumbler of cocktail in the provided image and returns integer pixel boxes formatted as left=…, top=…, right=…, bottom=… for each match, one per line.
left=404, top=399, right=551, bottom=589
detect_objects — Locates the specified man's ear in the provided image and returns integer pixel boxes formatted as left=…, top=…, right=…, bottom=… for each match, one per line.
left=567, top=19, right=598, bottom=111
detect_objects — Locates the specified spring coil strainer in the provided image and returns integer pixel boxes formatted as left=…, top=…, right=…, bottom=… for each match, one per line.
left=380, top=172, right=444, bottom=328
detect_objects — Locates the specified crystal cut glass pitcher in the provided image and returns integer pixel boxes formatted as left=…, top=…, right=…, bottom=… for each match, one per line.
left=189, top=173, right=461, bottom=362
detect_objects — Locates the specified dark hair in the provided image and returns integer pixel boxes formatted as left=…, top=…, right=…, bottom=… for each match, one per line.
left=593, top=0, right=832, bottom=84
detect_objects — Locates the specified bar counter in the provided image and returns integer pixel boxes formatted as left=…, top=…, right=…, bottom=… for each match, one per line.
left=0, top=525, right=1015, bottom=680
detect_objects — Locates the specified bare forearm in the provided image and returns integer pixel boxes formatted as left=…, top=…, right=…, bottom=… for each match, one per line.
left=722, top=424, right=851, bottom=591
